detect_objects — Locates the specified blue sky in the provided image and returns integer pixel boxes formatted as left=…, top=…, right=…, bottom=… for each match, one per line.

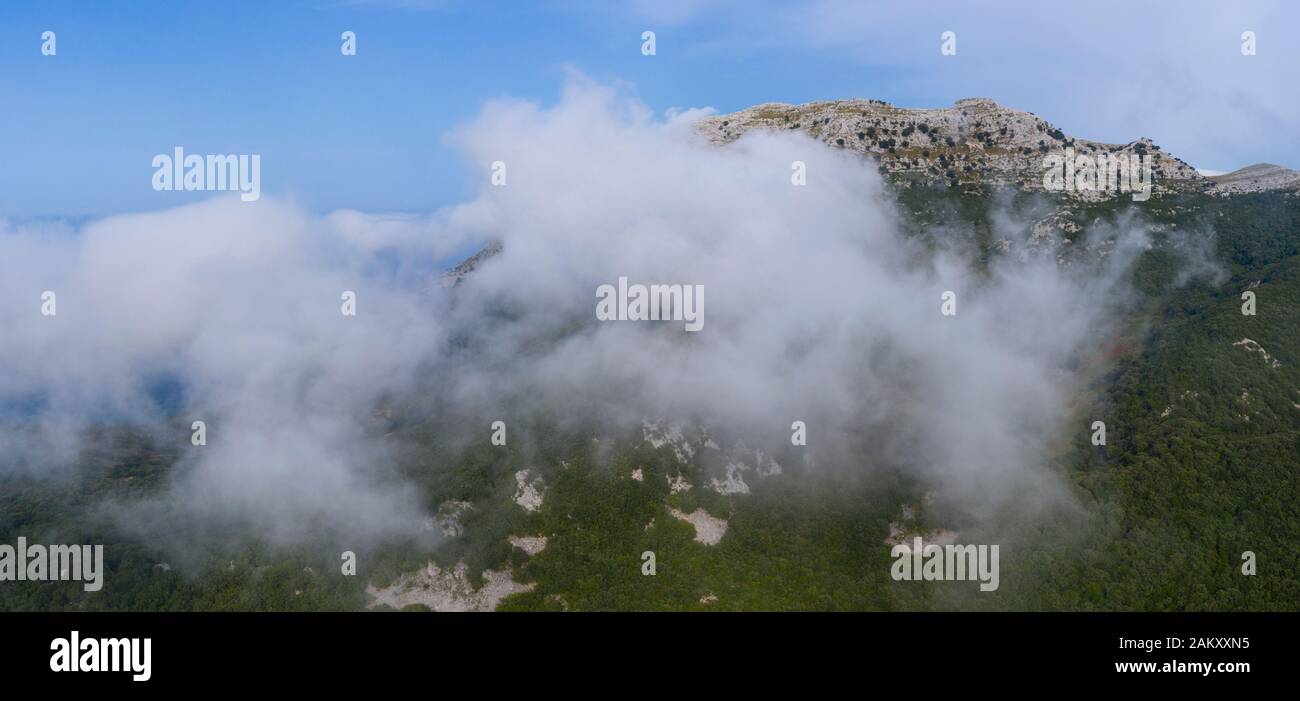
left=1, top=0, right=1295, bottom=218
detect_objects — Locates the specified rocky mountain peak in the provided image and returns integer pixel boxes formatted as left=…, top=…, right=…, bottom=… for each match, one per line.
left=697, top=97, right=1213, bottom=198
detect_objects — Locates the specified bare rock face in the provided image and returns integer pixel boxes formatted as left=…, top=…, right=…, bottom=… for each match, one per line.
left=365, top=561, right=533, bottom=612
left=513, top=469, right=545, bottom=512
left=433, top=239, right=503, bottom=289
left=1208, top=163, right=1300, bottom=195
left=508, top=535, right=548, bottom=556
left=696, top=97, right=1206, bottom=198
left=668, top=507, right=728, bottom=545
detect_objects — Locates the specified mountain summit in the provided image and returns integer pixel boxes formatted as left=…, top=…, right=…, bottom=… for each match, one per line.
left=697, top=98, right=1294, bottom=198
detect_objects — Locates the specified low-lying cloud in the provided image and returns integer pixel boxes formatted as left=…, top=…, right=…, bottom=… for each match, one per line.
left=1, top=76, right=1165, bottom=546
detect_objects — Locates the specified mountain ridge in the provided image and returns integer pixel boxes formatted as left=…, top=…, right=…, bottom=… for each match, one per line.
left=439, top=99, right=1299, bottom=282
left=696, top=97, right=1299, bottom=197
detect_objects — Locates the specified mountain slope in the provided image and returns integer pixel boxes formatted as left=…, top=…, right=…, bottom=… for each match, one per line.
left=1208, top=163, right=1300, bottom=195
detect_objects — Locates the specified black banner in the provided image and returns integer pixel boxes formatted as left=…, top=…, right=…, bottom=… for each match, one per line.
left=0, top=612, right=1288, bottom=688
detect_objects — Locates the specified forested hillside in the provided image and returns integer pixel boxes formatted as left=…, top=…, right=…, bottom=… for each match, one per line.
left=3, top=189, right=1297, bottom=612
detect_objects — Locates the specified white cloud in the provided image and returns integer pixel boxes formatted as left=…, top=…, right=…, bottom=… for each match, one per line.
left=1, top=76, right=1162, bottom=543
